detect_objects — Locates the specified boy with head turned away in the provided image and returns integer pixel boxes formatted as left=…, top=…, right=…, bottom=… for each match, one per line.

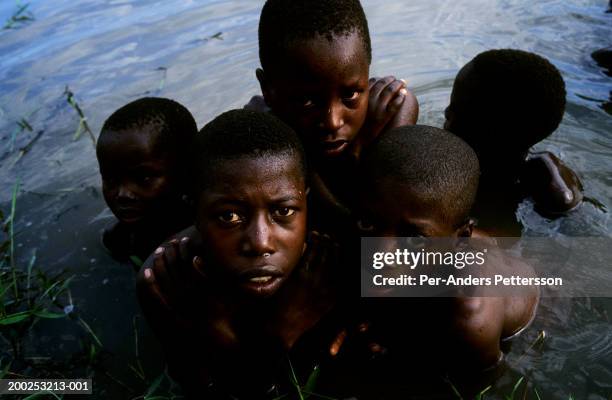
left=96, top=97, right=197, bottom=264
left=355, top=125, right=538, bottom=372
left=445, top=49, right=583, bottom=235
left=137, top=110, right=340, bottom=398
left=247, top=0, right=419, bottom=227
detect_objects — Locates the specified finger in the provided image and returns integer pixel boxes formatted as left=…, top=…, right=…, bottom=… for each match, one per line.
left=178, top=236, right=190, bottom=263
left=329, top=329, right=348, bottom=357
left=386, top=89, right=406, bottom=114
left=177, top=236, right=198, bottom=282
left=152, top=247, right=172, bottom=297
left=377, top=80, right=404, bottom=109
left=165, top=238, right=179, bottom=267
left=163, top=239, right=181, bottom=285
left=368, top=77, right=379, bottom=90
left=142, top=267, right=171, bottom=311
left=369, top=76, right=395, bottom=100
left=192, top=255, right=207, bottom=279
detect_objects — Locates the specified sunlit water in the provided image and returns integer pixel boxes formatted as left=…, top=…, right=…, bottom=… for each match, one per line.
left=1, top=0, right=611, bottom=398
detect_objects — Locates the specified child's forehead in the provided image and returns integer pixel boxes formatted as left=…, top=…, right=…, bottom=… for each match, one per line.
left=97, top=125, right=167, bottom=160
left=198, top=156, right=306, bottom=207
left=364, top=179, right=439, bottom=213
left=207, top=155, right=305, bottom=188
left=279, top=31, right=369, bottom=76
left=362, top=180, right=454, bottom=232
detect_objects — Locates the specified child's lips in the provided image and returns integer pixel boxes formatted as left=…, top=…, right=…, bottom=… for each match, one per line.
left=115, top=206, right=144, bottom=223
left=320, top=140, right=349, bottom=156
left=239, top=266, right=285, bottom=297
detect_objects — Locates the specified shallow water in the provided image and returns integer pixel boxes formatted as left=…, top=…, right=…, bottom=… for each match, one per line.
left=1, top=0, right=611, bottom=398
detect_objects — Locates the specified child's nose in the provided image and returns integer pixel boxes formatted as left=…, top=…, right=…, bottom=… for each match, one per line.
left=117, top=184, right=137, bottom=201
left=320, top=101, right=345, bottom=134
left=242, top=214, right=275, bottom=257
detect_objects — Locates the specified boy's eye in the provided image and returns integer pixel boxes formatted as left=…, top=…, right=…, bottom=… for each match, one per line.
left=302, top=98, right=315, bottom=108
left=273, top=207, right=295, bottom=217
left=133, top=170, right=158, bottom=184
left=343, top=91, right=360, bottom=101
left=218, top=211, right=242, bottom=224
left=404, top=236, right=429, bottom=249
left=138, top=175, right=153, bottom=184
left=356, top=219, right=375, bottom=232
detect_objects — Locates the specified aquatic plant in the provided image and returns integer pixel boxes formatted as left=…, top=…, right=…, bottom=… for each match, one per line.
left=0, top=183, right=107, bottom=398
left=1, top=183, right=69, bottom=352
left=132, top=371, right=185, bottom=400
left=63, top=86, right=96, bottom=148
left=8, top=117, right=32, bottom=153
left=2, top=1, right=34, bottom=30
left=282, top=359, right=335, bottom=400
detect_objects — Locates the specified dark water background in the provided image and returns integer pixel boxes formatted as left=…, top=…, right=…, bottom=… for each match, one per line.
left=1, top=0, right=611, bottom=398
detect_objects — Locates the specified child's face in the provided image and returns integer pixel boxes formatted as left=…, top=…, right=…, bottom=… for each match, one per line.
left=259, top=31, right=370, bottom=160
left=357, top=178, right=459, bottom=237
left=97, top=128, right=179, bottom=226
left=195, top=154, right=307, bottom=298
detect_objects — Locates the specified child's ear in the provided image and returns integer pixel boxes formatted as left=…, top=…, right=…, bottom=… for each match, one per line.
left=456, top=218, right=475, bottom=238
left=256, top=68, right=273, bottom=106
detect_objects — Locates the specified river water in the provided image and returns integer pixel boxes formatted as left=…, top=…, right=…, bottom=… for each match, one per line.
left=1, top=0, right=611, bottom=398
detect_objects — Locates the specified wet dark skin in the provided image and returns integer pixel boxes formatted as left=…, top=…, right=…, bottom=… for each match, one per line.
left=444, top=63, right=583, bottom=234
left=96, top=127, right=192, bottom=262
left=355, top=178, right=538, bottom=370
left=136, top=155, right=339, bottom=395
left=248, top=31, right=419, bottom=218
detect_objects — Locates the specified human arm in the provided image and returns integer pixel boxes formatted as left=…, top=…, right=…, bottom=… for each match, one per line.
left=135, top=227, right=231, bottom=388
left=521, top=151, right=583, bottom=215
left=448, top=247, right=539, bottom=370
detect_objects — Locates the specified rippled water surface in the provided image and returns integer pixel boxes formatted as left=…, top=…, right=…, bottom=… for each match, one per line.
left=1, top=0, right=611, bottom=398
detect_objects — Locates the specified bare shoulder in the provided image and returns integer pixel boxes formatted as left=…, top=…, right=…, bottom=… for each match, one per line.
left=449, top=296, right=505, bottom=368
left=483, top=247, right=539, bottom=339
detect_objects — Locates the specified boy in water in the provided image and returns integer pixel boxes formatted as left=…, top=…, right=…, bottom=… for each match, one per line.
left=247, top=0, right=419, bottom=222
left=96, top=97, right=197, bottom=263
left=137, top=110, right=340, bottom=398
left=444, top=49, right=583, bottom=235
left=354, top=125, right=538, bottom=370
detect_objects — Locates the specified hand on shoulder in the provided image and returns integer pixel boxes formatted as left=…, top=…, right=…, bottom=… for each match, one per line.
left=136, top=226, right=206, bottom=336
left=352, top=76, right=419, bottom=159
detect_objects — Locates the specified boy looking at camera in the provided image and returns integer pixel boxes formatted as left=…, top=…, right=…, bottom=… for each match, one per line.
left=137, top=110, right=340, bottom=398
left=247, top=0, right=419, bottom=229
